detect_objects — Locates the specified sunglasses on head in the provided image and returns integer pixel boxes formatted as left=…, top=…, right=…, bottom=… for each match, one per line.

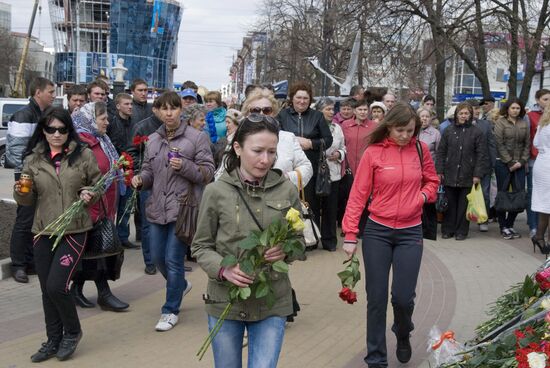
left=44, top=126, right=69, bottom=135
left=249, top=106, right=273, bottom=115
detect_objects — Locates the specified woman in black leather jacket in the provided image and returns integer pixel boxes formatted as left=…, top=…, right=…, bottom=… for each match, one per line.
left=277, top=81, right=333, bottom=249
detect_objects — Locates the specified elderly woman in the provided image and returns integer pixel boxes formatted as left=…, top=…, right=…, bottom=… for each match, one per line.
left=277, top=81, right=333, bottom=242
left=436, top=102, right=489, bottom=240
left=14, top=108, right=101, bottom=362
left=418, top=107, right=441, bottom=163
left=131, top=92, right=215, bottom=331
left=70, top=102, right=129, bottom=312
left=315, top=97, right=346, bottom=251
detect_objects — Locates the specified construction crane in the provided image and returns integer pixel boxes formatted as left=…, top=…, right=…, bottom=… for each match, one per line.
left=11, top=0, right=40, bottom=98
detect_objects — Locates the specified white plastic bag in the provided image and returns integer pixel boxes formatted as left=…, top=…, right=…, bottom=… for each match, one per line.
left=427, top=326, right=464, bottom=367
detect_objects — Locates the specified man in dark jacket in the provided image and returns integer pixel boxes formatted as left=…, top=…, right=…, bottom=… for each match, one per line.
left=106, top=93, right=140, bottom=250
left=6, top=77, right=55, bottom=283
left=130, top=79, right=152, bottom=124
left=127, top=99, right=163, bottom=275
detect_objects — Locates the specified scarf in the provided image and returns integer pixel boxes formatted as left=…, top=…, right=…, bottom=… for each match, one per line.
left=72, top=102, right=122, bottom=191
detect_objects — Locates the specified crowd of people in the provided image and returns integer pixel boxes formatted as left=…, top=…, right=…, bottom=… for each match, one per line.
left=5, top=75, right=550, bottom=367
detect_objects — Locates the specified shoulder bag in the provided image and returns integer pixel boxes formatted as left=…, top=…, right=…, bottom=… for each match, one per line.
left=315, top=140, right=332, bottom=197
left=175, top=184, right=199, bottom=245
left=84, top=198, right=123, bottom=259
left=297, top=169, right=321, bottom=248
left=494, top=171, right=527, bottom=212
left=416, top=141, right=438, bottom=241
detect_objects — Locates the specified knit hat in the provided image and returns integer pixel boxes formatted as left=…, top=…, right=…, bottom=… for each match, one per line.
left=370, top=101, right=387, bottom=113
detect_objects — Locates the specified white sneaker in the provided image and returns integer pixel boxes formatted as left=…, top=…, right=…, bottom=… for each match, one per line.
left=155, top=313, right=178, bottom=331
left=479, top=222, right=489, bottom=232
left=183, top=281, right=192, bottom=297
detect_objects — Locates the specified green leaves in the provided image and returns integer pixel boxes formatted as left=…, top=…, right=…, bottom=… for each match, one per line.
left=337, top=255, right=361, bottom=288
left=272, top=261, right=289, bottom=273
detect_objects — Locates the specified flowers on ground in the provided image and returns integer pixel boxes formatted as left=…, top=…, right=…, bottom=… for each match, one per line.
left=337, top=254, right=361, bottom=305
left=196, top=208, right=305, bottom=361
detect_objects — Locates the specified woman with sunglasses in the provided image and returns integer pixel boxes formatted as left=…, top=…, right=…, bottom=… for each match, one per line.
left=241, top=88, right=313, bottom=188
left=69, top=101, right=129, bottom=312
left=14, top=107, right=102, bottom=362
left=277, top=82, right=333, bottom=247
left=192, top=115, right=304, bottom=368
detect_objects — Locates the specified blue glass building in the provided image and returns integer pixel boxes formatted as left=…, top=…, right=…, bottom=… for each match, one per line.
left=49, top=0, right=182, bottom=89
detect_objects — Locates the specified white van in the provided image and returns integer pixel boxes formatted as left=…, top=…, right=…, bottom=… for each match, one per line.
left=0, top=98, right=28, bottom=167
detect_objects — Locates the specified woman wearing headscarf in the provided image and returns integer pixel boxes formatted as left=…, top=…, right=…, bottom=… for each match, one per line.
left=70, top=102, right=129, bottom=312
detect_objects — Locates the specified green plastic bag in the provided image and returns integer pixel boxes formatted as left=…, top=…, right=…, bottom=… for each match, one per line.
left=466, top=184, right=488, bottom=224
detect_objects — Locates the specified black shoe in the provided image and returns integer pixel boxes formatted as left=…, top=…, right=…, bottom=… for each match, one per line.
left=70, top=283, right=95, bottom=308
left=97, top=293, right=129, bottom=312
left=305, top=244, right=318, bottom=251
left=455, top=234, right=467, bottom=241
left=323, top=247, right=337, bottom=252
left=13, top=268, right=29, bottom=283
left=144, top=265, right=157, bottom=275
left=532, top=237, right=550, bottom=255
left=441, top=233, right=454, bottom=239
left=31, top=339, right=60, bottom=363
left=121, top=241, right=140, bottom=249
left=56, top=331, right=82, bottom=361
left=396, top=336, right=412, bottom=363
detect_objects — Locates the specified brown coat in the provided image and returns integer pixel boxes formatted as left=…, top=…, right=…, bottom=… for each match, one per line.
left=494, top=116, right=530, bottom=167
left=140, top=123, right=215, bottom=224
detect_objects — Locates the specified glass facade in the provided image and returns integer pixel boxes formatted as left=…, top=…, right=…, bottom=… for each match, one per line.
left=49, top=0, right=182, bottom=89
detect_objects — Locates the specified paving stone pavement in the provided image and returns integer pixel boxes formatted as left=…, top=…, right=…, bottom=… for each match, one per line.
left=0, top=215, right=545, bottom=368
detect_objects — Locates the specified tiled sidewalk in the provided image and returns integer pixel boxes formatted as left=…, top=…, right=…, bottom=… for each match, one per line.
left=0, top=219, right=544, bottom=367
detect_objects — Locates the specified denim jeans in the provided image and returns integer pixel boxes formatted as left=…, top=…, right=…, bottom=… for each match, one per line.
left=494, top=160, right=526, bottom=230
left=362, top=219, right=423, bottom=367
left=149, top=222, right=188, bottom=315
left=116, top=187, right=133, bottom=242
left=207, top=315, right=285, bottom=368
left=526, top=162, right=538, bottom=231
left=139, top=190, right=153, bottom=267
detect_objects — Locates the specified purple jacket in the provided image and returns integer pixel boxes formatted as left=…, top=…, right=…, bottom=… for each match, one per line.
left=140, top=123, right=215, bottom=224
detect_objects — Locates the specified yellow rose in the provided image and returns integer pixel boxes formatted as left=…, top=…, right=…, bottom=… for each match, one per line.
left=286, top=208, right=305, bottom=232
left=542, top=297, right=550, bottom=311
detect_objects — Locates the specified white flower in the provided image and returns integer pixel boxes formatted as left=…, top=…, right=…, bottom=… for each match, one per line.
left=527, top=352, right=547, bottom=368
left=542, top=297, right=550, bottom=311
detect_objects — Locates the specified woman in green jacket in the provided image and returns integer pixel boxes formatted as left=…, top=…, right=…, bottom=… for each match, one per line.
left=192, top=114, right=304, bottom=368
left=14, top=108, right=101, bottom=363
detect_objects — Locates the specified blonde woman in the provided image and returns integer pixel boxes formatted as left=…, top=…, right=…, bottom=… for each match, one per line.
left=531, top=106, right=550, bottom=254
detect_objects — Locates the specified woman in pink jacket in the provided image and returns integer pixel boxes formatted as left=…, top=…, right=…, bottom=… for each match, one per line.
left=342, top=103, right=439, bottom=368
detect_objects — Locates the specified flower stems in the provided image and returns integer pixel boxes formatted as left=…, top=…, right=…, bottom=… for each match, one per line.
left=197, top=303, right=233, bottom=361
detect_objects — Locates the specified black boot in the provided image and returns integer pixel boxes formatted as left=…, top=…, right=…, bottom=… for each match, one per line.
left=31, top=339, right=60, bottom=363
left=95, top=277, right=129, bottom=312
left=56, top=331, right=82, bottom=361
left=70, top=282, right=95, bottom=308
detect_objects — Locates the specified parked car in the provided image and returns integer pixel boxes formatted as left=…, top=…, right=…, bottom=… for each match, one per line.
left=0, top=98, right=28, bottom=168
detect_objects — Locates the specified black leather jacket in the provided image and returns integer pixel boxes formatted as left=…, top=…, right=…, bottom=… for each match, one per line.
left=131, top=100, right=153, bottom=125
left=107, top=113, right=133, bottom=154
left=277, top=107, right=333, bottom=167
left=436, top=122, right=489, bottom=187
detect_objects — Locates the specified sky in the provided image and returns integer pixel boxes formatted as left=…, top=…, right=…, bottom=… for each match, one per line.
left=3, top=0, right=261, bottom=90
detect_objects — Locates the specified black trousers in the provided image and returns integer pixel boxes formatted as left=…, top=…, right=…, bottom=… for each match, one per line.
left=337, top=172, right=353, bottom=226
left=362, top=219, right=423, bottom=367
left=320, top=180, right=339, bottom=250
left=34, top=233, right=86, bottom=341
left=10, top=203, right=35, bottom=271
left=442, top=186, right=470, bottom=237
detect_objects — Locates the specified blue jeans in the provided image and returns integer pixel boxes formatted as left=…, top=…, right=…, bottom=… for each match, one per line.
left=494, top=160, right=526, bottom=230
left=527, top=162, right=538, bottom=231
left=207, top=315, right=285, bottom=368
left=139, top=190, right=153, bottom=267
left=116, top=187, right=133, bottom=242
left=149, top=222, right=188, bottom=315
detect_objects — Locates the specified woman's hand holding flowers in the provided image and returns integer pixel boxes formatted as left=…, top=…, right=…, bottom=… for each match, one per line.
left=264, top=246, right=285, bottom=262
left=222, top=264, right=254, bottom=288
left=79, top=189, right=93, bottom=204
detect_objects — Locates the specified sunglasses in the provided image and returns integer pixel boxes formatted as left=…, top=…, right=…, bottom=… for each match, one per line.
left=249, top=106, right=274, bottom=115
left=44, top=126, right=69, bottom=135
left=247, top=113, right=279, bottom=127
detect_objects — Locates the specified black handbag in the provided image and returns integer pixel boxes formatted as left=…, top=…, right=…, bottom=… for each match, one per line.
left=175, top=184, right=199, bottom=245
left=416, top=141, right=437, bottom=241
left=84, top=199, right=123, bottom=259
left=494, top=171, right=528, bottom=212
left=315, top=140, right=332, bottom=197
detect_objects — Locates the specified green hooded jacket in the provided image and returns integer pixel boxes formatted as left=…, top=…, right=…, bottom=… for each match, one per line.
left=192, top=169, right=304, bottom=321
